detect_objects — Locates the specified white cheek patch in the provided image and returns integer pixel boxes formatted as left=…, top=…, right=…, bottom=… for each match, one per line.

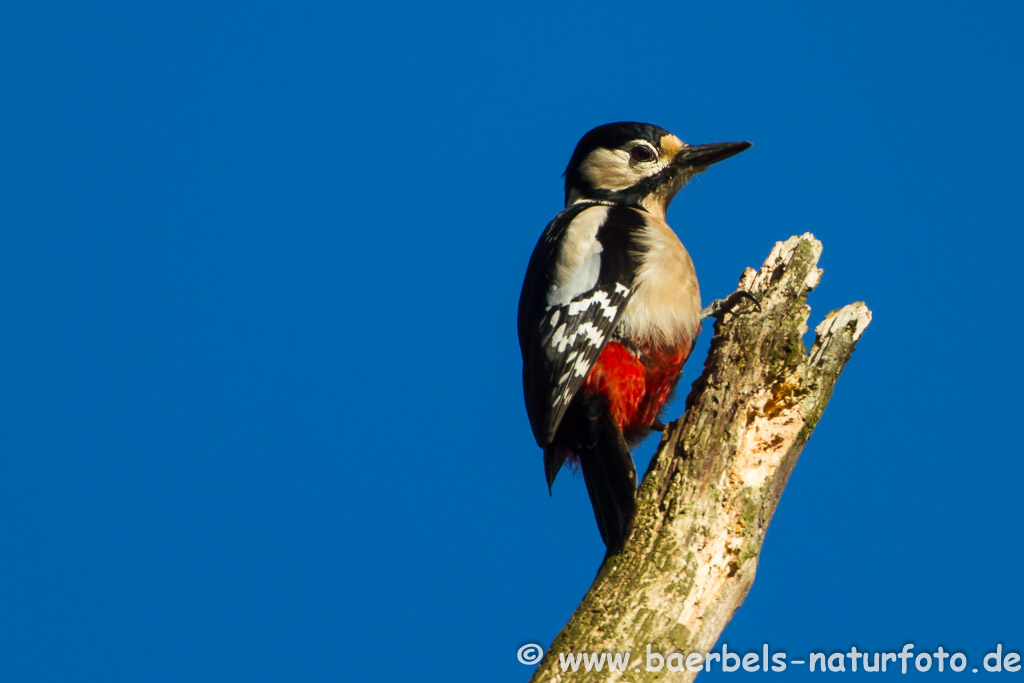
left=579, top=148, right=637, bottom=191
left=579, top=142, right=668, bottom=192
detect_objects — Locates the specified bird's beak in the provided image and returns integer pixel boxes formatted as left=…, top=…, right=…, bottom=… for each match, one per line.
left=673, top=141, right=752, bottom=170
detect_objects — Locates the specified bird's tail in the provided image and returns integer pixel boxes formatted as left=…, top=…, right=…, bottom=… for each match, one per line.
left=547, top=395, right=637, bottom=555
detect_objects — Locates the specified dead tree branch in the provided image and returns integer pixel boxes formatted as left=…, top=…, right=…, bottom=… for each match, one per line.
left=528, top=234, right=871, bottom=682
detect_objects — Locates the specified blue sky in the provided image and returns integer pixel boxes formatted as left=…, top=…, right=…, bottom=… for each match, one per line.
left=2, top=1, right=1022, bottom=680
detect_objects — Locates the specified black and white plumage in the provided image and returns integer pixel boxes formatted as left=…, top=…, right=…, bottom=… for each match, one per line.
left=518, top=202, right=643, bottom=447
left=518, top=122, right=751, bottom=554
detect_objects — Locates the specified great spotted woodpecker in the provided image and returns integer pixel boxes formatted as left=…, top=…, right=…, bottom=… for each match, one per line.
left=518, top=122, right=751, bottom=554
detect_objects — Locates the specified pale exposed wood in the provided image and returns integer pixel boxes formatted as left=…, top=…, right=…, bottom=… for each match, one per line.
left=528, top=234, right=871, bottom=682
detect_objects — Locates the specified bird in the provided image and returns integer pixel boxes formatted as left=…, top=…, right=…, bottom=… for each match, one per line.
left=518, top=122, right=752, bottom=554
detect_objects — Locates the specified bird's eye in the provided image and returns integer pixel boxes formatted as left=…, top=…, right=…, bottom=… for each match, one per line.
left=630, top=145, right=657, bottom=163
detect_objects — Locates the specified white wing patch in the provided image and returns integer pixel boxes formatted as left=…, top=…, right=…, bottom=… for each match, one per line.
left=546, top=205, right=610, bottom=307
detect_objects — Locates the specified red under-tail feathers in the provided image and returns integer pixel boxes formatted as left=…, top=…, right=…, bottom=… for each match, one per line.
left=545, top=340, right=691, bottom=555
left=582, top=341, right=690, bottom=440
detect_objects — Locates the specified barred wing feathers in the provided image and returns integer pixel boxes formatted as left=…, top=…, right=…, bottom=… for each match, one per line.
left=518, top=203, right=643, bottom=446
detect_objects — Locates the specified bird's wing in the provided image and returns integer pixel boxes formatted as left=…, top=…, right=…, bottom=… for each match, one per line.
left=518, top=203, right=644, bottom=445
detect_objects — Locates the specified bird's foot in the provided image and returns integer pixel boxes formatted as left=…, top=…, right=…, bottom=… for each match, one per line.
left=650, top=419, right=667, bottom=432
left=701, top=289, right=761, bottom=321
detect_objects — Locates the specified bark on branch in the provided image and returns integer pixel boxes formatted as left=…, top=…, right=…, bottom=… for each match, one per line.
left=528, top=234, right=871, bottom=682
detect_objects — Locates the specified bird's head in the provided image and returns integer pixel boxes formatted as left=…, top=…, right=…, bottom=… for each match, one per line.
left=563, top=122, right=751, bottom=218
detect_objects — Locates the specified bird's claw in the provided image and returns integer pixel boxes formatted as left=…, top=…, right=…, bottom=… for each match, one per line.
left=701, top=289, right=761, bottom=321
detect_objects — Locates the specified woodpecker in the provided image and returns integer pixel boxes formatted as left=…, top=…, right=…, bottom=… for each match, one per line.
left=518, top=122, right=752, bottom=554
